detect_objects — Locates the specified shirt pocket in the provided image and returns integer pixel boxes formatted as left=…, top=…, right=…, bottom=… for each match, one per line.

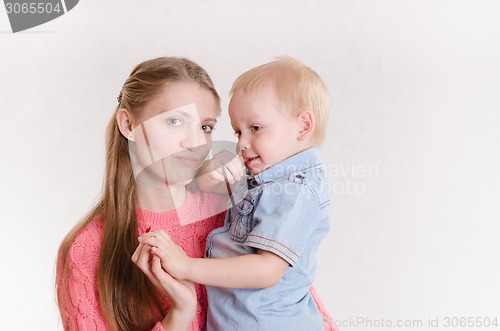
left=230, top=196, right=255, bottom=243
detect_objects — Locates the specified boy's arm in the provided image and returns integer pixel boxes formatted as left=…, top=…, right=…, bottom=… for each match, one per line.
left=184, top=250, right=288, bottom=288
left=140, top=230, right=288, bottom=288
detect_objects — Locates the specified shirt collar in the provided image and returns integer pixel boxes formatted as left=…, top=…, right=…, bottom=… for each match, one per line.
left=250, top=147, right=322, bottom=185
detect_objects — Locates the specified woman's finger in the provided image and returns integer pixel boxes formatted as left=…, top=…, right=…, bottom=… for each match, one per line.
left=151, top=255, right=197, bottom=309
left=156, top=229, right=173, bottom=244
left=131, top=242, right=146, bottom=264
left=133, top=243, right=153, bottom=273
left=138, top=230, right=171, bottom=250
left=139, top=229, right=170, bottom=240
left=137, top=235, right=157, bottom=247
left=132, top=244, right=165, bottom=290
left=151, top=255, right=175, bottom=291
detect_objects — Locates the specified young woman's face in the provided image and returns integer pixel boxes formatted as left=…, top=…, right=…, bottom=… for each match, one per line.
left=130, top=82, right=219, bottom=187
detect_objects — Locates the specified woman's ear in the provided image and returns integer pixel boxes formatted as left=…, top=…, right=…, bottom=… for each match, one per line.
left=296, top=110, right=315, bottom=141
left=116, top=108, right=135, bottom=141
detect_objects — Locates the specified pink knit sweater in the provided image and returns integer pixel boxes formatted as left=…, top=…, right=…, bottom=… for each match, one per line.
left=58, top=191, right=337, bottom=331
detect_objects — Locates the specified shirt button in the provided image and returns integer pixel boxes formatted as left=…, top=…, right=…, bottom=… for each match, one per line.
left=247, top=178, right=258, bottom=188
left=296, top=174, right=305, bottom=179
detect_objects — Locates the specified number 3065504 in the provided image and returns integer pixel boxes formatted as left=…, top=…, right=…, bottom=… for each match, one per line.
left=5, top=2, right=62, bottom=14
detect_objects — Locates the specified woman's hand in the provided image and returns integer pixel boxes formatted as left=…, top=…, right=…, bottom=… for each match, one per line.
left=138, top=230, right=191, bottom=280
left=132, top=240, right=196, bottom=330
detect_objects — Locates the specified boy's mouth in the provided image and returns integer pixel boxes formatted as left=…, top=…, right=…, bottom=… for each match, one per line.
left=245, top=156, right=260, bottom=168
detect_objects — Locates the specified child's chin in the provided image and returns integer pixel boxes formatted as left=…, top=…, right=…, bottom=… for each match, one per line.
left=248, top=165, right=266, bottom=176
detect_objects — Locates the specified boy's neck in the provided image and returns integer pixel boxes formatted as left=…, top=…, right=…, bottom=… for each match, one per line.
left=261, top=144, right=317, bottom=173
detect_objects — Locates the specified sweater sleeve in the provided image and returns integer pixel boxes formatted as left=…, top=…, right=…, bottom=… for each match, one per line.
left=152, top=322, right=166, bottom=331
left=310, top=286, right=339, bottom=331
left=58, top=220, right=202, bottom=331
left=58, top=222, right=108, bottom=330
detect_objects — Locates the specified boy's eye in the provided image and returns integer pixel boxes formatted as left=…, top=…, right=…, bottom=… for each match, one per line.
left=201, top=124, right=214, bottom=133
left=233, top=130, right=241, bottom=137
left=167, top=118, right=183, bottom=126
left=250, top=125, right=261, bottom=132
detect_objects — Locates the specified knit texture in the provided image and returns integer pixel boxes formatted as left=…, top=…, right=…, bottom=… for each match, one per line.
left=58, top=190, right=338, bottom=330
left=59, top=191, right=227, bottom=330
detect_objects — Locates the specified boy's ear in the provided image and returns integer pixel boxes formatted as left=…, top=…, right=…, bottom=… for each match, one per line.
left=296, top=110, right=315, bottom=141
left=116, top=108, right=136, bottom=141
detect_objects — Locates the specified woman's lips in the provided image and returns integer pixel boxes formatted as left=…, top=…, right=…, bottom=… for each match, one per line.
left=175, top=156, right=201, bottom=167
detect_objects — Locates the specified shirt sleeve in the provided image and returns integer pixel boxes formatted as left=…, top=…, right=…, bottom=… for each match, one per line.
left=243, top=180, right=327, bottom=266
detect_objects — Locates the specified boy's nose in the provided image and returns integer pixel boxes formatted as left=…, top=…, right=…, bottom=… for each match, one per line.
left=237, top=134, right=250, bottom=151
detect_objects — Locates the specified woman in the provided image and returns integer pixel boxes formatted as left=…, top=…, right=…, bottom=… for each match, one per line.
left=56, top=57, right=335, bottom=331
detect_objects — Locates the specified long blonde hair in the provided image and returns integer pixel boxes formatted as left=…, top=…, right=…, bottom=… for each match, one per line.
left=56, top=57, right=220, bottom=331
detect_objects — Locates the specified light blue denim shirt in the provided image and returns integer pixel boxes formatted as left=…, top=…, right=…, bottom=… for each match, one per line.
left=205, top=148, right=331, bottom=331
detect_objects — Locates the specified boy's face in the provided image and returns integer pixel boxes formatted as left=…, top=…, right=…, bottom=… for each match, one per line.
left=228, top=85, right=302, bottom=175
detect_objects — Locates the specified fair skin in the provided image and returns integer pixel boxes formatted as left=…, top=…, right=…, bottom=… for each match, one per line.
left=138, top=84, right=317, bottom=289
left=196, top=149, right=245, bottom=193
left=117, top=81, right=241, bottom=330
left=230, top=84, right=315, bottom=175
left=117, top=82, right=218, bottom=212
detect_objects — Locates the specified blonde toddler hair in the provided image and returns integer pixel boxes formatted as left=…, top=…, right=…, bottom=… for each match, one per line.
left=231, top=56, right=330, bottom=145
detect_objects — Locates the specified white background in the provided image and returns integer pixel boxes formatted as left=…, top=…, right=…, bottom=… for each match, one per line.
left=1, top=1, right=499, bottom=330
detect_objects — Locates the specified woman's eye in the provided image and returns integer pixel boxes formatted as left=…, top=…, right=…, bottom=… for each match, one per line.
left=201, top=124, right=214, bottom=133
left=250, top=125, right=261, bottom=132
left=167, top=118, right=183, bottom=126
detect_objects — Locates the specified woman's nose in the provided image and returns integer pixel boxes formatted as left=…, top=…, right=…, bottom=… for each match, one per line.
left=181, top=125, right=207, bottom=151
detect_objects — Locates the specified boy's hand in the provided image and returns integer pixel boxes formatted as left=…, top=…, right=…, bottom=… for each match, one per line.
left=138, top=229, right=190, bottom=280
left=197, top=150, right=244, bottom=192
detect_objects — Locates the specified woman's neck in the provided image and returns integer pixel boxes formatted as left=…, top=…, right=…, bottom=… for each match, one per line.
left=136, top=184, right=187, bottom=212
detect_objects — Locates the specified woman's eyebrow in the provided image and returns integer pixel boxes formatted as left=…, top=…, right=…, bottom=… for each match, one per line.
left=204, top=118, right=218, bottom=123
left=168, top=109, right=217, bottom=122
left=160, top=108, right=217, bottom=124
left=169, top=109, right=191, bottom=117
